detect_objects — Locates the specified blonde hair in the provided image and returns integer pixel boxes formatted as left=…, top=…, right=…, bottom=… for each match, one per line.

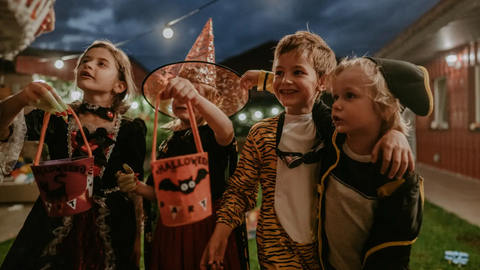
left=161, top=82, right=221, bottom=131
left=74, top=40, right=136, bottom=114
left=273, top=31, right=336, bottom=101
left=274, top=31, right=336, bottom=77
left=330, top=57, right=410, bottom=136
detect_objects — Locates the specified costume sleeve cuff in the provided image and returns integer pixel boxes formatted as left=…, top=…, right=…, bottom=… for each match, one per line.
left=0, top=110, right=27, bottom=184
left=258, top=70, right=275, bottom=94
left=217, top=215, right=242, bottom=229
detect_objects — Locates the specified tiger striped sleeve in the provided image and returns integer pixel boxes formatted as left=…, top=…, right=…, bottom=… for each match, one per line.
left=217, top=124, right=262, bottom=228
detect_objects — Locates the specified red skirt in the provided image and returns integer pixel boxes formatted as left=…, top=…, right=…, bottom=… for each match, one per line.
left=150, top=200, right=242, bottom=270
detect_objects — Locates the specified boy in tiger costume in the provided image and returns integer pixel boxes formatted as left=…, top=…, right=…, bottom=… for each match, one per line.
left=201, top=31, right=414, bottom=270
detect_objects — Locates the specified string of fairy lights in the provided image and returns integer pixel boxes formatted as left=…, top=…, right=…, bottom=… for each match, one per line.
left=40, top=0, right=283, bottom=121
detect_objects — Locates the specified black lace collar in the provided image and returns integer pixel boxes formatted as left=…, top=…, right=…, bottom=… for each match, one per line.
left=79, top=102, right=115, bottom=122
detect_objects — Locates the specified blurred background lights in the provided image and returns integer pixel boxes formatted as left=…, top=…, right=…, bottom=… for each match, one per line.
left=238, top=113, right=247, bottom=121
left=70, top=91, right=81, bottom=100
left=54, top=60, right=64, bottom=69
left=271, top=107, right=279, bottom=115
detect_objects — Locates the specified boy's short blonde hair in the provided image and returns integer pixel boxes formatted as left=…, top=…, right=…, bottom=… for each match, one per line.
left=274, top=31, right=337, bottom=79
left=331, top=57, right=410, bottom=136
left=74, top=40, right=136, bottom=114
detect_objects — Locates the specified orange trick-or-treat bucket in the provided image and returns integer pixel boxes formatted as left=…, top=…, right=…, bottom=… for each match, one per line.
left=31, top=106, right=94, bottom=217
left=151, top=93, right=211, bottom=227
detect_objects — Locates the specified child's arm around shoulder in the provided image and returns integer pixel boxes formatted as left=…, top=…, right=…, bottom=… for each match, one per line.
left=240, top=70, right=274, bottom=93
left=362, top=172, right=424, bottom=269
left=372, top=130, right=415, bottom=179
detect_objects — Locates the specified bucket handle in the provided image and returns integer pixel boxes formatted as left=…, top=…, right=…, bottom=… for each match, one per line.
left=151, top=92, right=204, bottom=162
left=33, top=105, right=92, bottom=166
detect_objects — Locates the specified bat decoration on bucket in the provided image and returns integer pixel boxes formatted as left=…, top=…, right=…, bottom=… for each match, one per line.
left=158, top=168, right=209, bottom=194
left=38, top=173, right=68, bottom=202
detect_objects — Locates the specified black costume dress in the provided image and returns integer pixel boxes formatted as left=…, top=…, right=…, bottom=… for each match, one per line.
left=1, top=109, right=146, bottom=270
left=143, top=125, right=249, bottom=270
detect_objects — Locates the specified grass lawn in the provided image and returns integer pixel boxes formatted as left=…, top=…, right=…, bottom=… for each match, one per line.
left=1, top=200, right=479, bottom=268
left=410, top=201, right=480, bottom=269
left=0, top=238, right=14, bottom=265
left=248, top=237, right=260, bottom=270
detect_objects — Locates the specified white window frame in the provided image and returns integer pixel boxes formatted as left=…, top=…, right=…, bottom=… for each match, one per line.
left=471, top=65, right=480, bottom=131
left=475, top=65, right=480, bottom=123
left=430, top=76, right=449, bottom=130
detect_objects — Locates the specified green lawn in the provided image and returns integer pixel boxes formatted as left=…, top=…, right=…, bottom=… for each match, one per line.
left=410, top=201, right=480, bottom=269
left=248, top=237, right=260, bottom=270
left=0, top=238, right=14, bottom=264
left=1, top=200, right=479, bottom=268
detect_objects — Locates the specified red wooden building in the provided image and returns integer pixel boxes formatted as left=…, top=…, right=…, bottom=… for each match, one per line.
left=376, top=0, right=480, bottom=180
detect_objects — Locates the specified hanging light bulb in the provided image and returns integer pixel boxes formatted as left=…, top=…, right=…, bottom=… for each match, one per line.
left=163, top=28, right=174, bottom=39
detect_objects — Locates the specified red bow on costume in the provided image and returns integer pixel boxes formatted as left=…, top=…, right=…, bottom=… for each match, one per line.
left=71, top=128, right=115, bottom=177
left=71, top=134, right=99, bottom=153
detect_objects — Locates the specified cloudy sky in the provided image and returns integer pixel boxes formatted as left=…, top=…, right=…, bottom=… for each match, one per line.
left=32, top=0, right=441, bottom=71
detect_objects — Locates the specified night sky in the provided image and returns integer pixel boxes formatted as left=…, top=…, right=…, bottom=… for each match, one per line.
left=32, top=0, right=441, bottom=71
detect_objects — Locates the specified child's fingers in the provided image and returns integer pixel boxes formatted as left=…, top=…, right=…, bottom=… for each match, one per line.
left=49, top=88, right=69, bottom=122
left=117, top=172, right=133, bottom=183
left=177, top=91, right=190, bottom=104
left=394, top=150, right=409, bottom=179
left=118, top=178, right=137, bottom=191
left=118, top=181, right=137, bottom=192
left=121, top=181, right=136, bottom=189
left=29, top=99, right=59, bottom=114
left=407, top=150, right=415, bottom=174
left=162, top=82, right=173, bottom=99
left=164, top=79, right=184, bottom=99
left=122, top=164, right=134, bottom=174
left=117, top=174, right=137, bottom=192
left=41, top=91, right=64, bottom=113
left=175, top=86, right=190, bottom=103
left=380, top=147, right=392, bottom=175
left=240, top=78, right=253, bottom=91
left=51, top=88, right=69, bottom=112
left=387, top=148, right=402, bottom=179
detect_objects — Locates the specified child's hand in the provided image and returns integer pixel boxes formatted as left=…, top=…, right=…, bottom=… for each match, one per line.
left=19, top=82, right=68, bottom=116
left=162, top=77, right=201, bottom=105
left=200, top=235, right=228, bottom=270
left=200, top=223, right=232, bottom=270
left=115, top=164, right=139, bottom=192
left=240, top=70, right=261, bottom=90
left=372, top=130, right=414, bottom=179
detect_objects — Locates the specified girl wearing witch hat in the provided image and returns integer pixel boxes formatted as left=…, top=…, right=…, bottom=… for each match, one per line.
left=116, top=19, right=250, bottom=270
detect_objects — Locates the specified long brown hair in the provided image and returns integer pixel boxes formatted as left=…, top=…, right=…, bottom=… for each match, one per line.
left=74, top=40, right=136, bottom=114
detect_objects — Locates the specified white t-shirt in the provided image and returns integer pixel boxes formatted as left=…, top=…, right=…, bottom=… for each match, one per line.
left=275, top=113, right=321, bottom=244
left=325, top=143, right=378, bottom=270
